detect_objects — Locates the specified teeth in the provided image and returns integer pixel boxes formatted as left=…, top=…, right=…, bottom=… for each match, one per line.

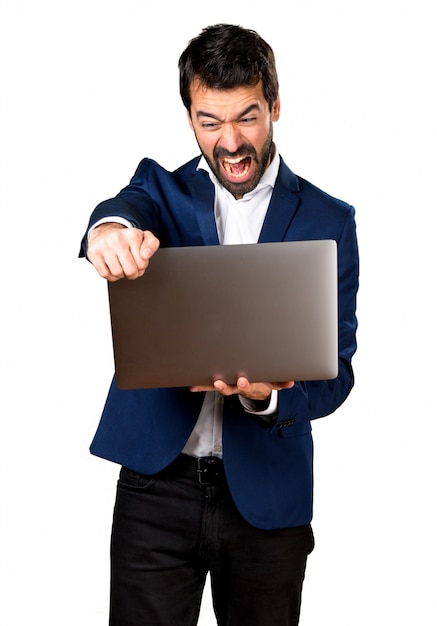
left=222, top=156, right=250, bottom=178
left=223, top=156, right=246, bottom=164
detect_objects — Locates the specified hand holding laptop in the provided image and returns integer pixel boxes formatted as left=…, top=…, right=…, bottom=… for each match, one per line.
left=190, top=376, right=295, bottom=401
left=87, top=223, right=160, bottom=282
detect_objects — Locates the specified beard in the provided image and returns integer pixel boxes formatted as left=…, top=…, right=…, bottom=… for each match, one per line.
left=199, top=123, right=274, bottom=198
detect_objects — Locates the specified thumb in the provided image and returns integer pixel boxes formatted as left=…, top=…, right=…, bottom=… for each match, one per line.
left=140, top=231, right=160, bottom=259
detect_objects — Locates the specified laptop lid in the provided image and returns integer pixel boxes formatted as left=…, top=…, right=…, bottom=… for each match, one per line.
left=107, top=240, right=338, bottom=389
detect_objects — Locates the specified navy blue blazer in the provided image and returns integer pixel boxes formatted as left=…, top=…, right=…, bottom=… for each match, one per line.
left=80, top=155, right=359, bottom=530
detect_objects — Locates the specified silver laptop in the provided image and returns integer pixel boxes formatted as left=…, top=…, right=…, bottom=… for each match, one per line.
left=107, top=240, right=338, bottom=389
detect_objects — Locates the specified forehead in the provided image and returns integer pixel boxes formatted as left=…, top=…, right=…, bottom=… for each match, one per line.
left=189, top=80, right=267, bottom=118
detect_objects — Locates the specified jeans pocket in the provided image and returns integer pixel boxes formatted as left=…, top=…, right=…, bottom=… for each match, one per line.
left=118, top=466, right=157, bottom=493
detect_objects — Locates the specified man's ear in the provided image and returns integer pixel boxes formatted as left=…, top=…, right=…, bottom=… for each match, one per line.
left=271, top=97, right=281, bottom=122
left=186, top=109, right=194, bottom=131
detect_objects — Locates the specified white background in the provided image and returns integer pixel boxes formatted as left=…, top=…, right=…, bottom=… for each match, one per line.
left=1, top=1, right=436, bottom=624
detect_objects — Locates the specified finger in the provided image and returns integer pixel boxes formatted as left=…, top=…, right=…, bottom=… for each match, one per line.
left=140, top=231, right=160, bottom=260
left=271, top=381, right=295, bottom=390
left=236, top=378, right=291, bottom=401
left=88, top=249, right=126, bottom=281
left=236, top=377, right=251, bottom=392
left=213, top=380, right=237, bottom=396
left=236, top=378, right=271, bottom=401
left=113, top=230, right=154, bottom=279
left=236, top=377, right=266, bottom=397
left=110, top=249, right=145, bottom=280
left=90, top=255, right=117, bottom=280
left=115, top=230, right=150, bottom=277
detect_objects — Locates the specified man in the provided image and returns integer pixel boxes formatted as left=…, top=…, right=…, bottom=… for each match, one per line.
left=80, top=24, right=359, bottom=626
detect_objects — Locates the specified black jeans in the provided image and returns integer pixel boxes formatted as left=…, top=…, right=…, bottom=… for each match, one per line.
left=110, top=455, right=314, bottom=626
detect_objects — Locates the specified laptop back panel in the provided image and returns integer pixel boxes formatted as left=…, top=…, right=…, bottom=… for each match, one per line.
left=108, top=240, right=338, bottom=389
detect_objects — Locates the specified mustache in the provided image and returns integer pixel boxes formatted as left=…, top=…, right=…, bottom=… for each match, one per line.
left=213, top=143, right=257, bottom=160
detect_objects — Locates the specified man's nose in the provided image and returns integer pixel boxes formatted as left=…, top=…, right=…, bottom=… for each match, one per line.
left=218, top=123, right=243, bottom=154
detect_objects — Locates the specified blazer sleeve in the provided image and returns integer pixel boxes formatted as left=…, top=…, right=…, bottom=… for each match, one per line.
left=276, top=205, right=359, bottom=425
left=78, top=159, right=163, bottom=258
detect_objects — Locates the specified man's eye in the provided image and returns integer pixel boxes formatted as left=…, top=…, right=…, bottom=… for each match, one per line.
left=240, top=117, right=257, bottom=124
left=201, top=122, right=220, bottom=130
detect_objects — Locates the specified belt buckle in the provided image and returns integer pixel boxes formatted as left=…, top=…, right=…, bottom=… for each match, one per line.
left=197, top=457, right=221, bottom=485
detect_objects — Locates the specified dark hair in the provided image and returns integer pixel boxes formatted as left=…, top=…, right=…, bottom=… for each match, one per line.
left=178, top=24, right=279, bottom=112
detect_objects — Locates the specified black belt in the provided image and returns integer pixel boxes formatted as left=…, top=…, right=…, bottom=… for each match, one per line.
left=156, top=454, right=226, bottom=486
left=195, top=456, right=225, bottom=485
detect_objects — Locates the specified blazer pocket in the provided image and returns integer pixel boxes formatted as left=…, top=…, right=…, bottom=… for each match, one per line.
left=277, top=419, right=311, bottom=439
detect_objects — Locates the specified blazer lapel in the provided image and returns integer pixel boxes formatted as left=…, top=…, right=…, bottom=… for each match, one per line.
left=258, top=158, right=301, bottom=243
left=186, top=166, right=220, bottom=245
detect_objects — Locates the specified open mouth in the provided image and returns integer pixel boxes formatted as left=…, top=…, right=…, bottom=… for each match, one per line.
left=222, top=156, right=252, bottom=179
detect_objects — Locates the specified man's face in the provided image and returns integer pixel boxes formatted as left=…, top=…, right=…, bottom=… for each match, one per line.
left=188, top=80, right=280, bottom=199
